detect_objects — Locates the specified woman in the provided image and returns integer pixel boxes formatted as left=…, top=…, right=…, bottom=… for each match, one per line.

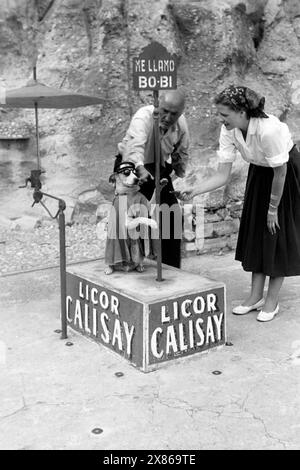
left=179, top=85, right=300, bottom=322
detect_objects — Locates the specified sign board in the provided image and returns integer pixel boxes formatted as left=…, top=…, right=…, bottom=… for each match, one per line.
left=66, top=262, right=226, bottom=373
left=132, top=41, right=177, bottom=91
left=148, top=288, right=225, bottom=365
left=66, top=274, right=144, bottom=368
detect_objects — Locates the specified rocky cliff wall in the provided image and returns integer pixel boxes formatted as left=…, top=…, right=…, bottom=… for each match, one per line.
left=0, top=0, right=300, bottom=251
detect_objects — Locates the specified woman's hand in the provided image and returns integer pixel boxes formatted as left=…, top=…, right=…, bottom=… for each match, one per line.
left=267, top=209, right=280, bottom=235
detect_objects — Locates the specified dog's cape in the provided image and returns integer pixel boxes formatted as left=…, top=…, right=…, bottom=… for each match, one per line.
left=105, top=191, right=153, bottom=267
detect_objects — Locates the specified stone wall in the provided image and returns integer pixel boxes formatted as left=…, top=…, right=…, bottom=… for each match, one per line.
left=182, top=199, right=242, bottom=256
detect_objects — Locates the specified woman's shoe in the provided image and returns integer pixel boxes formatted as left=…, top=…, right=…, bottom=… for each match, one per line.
left=256, top=304, right=279, bottom=322
left=232, top=298, right=265, bottom=315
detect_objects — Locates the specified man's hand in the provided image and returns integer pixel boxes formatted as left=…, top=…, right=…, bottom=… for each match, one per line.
left=136, top=165, right=151, bottom=183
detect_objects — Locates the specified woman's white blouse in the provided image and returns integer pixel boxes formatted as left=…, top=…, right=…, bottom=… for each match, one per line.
left=217, top=114, right=294, bottom=168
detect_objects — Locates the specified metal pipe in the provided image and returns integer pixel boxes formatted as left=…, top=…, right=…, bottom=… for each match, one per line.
left=33, top=66, right=40, bottom=170
left=59, top=207, right=68, bottom=339
left=153, top=90, right=162, bottom=282
left=34, top=102, right=40, bottom=171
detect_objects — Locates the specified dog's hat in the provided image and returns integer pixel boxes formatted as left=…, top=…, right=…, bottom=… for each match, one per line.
left=109, top=155, right=137, bottom=183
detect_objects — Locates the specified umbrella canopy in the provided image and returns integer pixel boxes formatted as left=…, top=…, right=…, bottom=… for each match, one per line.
left=0, top=70, right=106, bottom=170
left=0, top=78, right=106, bottom=108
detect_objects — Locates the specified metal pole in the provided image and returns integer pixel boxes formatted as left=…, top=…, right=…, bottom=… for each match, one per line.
left=33, top=67, right=40, bottom=171
left=153, top=90, right=163, bottom=282
left=34, top=103, right=40, bottom=171
left=29, top=185, right=68, bottom=339
left=58, top=205, right=67, bottom=339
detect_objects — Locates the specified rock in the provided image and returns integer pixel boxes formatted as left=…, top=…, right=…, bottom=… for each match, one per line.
left=228, top=201, right=243, bottom=212
left=204, top=222, right=214, bottom=238
left=184, top=241, right=196, bottom=252
left=216, top=208, right=228, bottom=220
left=183, top=212, right=193, bottom=235
left=96, top=219, right=108, bottom=241
left=265, top=0, right=284, bottom=27
left=183, top=229, right=195, bottom=242
left=96, top=202, right=112, bottom=221
left=0, top=215, right=14, bottom=229
left=227, top=233, right=239, bottom=250
left=204, top=212, right=222, bottom=223
left=12, top=215, right=42, bottom=231
left=211, top=219, right=240, bottom=237
left=200, top=236, right=229, bottom=253
left=71, top=189, right=110, bottom=224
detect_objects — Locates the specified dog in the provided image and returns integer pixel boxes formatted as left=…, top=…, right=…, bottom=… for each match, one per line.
left=104, top=156, right=159, bottom=275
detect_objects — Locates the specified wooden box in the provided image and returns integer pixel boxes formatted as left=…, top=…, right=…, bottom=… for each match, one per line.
left=66, top=260, right=226, bottom=372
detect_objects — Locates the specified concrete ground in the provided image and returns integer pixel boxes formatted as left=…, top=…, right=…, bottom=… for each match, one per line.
left=0, top=251, right=299, bottom=450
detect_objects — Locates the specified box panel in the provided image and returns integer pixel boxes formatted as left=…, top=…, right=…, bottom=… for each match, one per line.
left=148, top=287, right=225, bottom=365
left=66, top=273, right=144, bottom=368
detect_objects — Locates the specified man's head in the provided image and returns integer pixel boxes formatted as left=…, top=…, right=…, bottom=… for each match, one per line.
left=158, top=89, right=186, bottom=132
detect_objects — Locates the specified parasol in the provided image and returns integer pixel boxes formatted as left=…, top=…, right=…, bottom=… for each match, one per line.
left=0, top=67, right=106, bottom=340
left=0, top=67, right=106, bottom=169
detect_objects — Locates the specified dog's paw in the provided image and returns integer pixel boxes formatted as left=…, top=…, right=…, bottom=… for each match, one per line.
left=104, top=266, right=114, bottom=275
left=127, top=217, right=157, bottom=230
left=147, top=219, right=158, bottom=229
left=135, top=264, right=145, bottom=273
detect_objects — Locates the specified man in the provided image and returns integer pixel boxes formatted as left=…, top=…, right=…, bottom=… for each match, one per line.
left=117, top=89, right=190, bottom=268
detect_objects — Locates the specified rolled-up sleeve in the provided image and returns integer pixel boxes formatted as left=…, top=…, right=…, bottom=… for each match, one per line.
left=217, top=125, right=237, bottom=163
left=118, top=108, right=152, bottom=167
left=261, top=128, right=291, bottom=168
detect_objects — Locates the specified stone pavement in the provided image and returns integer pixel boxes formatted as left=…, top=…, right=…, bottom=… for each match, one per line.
left=0, top=252, right=299, bottom=450
left=0, top=222, right=105, bottom=275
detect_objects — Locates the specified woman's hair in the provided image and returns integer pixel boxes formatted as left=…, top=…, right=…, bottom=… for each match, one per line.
left=214, top=86, right=268, bottom=119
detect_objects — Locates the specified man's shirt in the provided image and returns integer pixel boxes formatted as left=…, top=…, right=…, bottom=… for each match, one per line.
left=118, top=105, right=190, bottom=177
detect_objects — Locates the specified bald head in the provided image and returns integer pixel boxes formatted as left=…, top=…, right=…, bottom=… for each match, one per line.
left=158, top=89, right=186, bottom=131
left=160, top=89, right=186, bottom=112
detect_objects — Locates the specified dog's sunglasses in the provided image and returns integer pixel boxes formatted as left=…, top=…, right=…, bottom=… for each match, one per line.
left=116, top=168, right=137, bottom=177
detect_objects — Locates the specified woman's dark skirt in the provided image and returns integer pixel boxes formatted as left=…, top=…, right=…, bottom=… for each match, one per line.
left=235, top=145, right=300, bottom=277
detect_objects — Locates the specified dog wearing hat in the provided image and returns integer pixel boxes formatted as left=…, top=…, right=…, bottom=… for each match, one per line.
left=104, top=155, right=158, bottom=275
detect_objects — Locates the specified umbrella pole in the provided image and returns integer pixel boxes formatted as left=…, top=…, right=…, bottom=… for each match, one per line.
left=34, top=102, right=40, bottom=171
left=32, top=66, right=41, bottom=171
